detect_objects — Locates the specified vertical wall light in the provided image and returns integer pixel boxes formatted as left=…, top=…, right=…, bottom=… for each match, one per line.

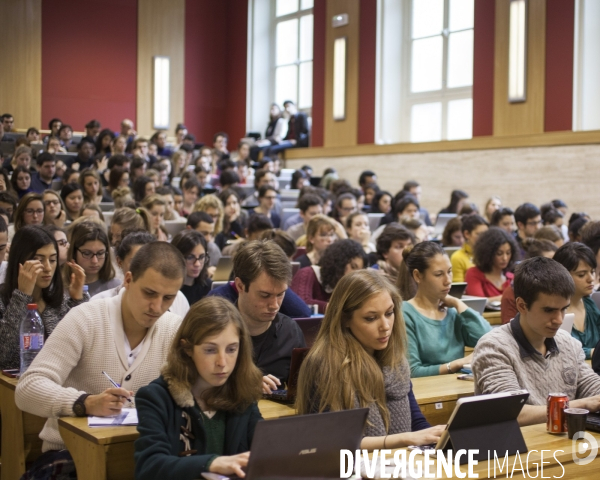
left=508, top=0, right=527, bottom=102
left=333, top=37, right=347, bottom=121
left=153, top=56, right=170, bottom=129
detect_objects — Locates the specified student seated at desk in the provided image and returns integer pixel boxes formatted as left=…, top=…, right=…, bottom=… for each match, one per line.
left=553, top=242, right=600, bottom=359
left=251, top=185, right=280, bottom=228
left=465, top=227, right=519, bottom=302
left=291, top=239, right=368, bottom=314
left=472, top=257, right=600, bottom=426
left=501, top=238, right=557, bottom=324
left=134, top=297, right=263, bottom=480
left=294, top=214, right=339, bottom=269
left=15, top=242, right=186, bottom=477
left=64, top=221, right=121, bottom=296
left=296, top=270, right=445, bottom=448
left=450, top=214, right=488, bottom=283
left=228, top=240, right=305, bottom=393
left=0, top=225, right=87, bottom=370
left=346, top=212, right=376, bottom=254
left=398, top=242, right=491, bottom=378
left=372, top=224, right=416, bottom=283
left=90, top=230, right=190, bottom=317
left=172, top=230, right=213, bottom=305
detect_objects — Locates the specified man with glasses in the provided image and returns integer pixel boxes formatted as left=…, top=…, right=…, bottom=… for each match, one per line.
left=31, top=152, right=57, bottom=193
left=16, top=243, right=186, bottom=476
left=514, top=203, right=542, bottom=258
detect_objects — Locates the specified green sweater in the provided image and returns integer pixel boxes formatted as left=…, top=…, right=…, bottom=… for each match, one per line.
left=402, top=302, right=492, bottom=378
left=570, top=296, right=600, bottom=360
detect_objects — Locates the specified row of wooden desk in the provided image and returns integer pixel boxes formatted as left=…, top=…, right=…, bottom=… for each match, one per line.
left=2, top=361, right=593, bottom=479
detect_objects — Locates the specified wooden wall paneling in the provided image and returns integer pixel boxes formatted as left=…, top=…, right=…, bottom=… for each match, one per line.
left=0, top=0, right=42, bottom=129
left=323, top=0, right=360, bottom=148
left=493, top=0, right=546, bottom=136
left=137, top=0, right=185, bottom=137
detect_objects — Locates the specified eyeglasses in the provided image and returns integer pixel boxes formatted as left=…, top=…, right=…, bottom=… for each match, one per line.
left=44, top=200, right=60, bottom=207
left=56, top=239, right=69, bottom=248
left=185, top=254, right=209, bottom=264
left=339, top=206, right=356, bottom=213
left=77, top=249, right=106, bottom=260
left=24, top=209, right=44, bottom=216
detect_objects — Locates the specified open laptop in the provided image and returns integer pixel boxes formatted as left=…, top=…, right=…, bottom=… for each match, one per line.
left=449, top=282, right=467, bottom=299
left=461, top=295, right=487, bottom=314
left=294, top=317, right=324, bottom=348
left=163, top=220, right=187, bottom=237
left=213, top=256, right=233, bottom=282
left=367, top=213, right=385, bottom=232
left=559, top=313, right=575, bottom=333
left=435, top=390, right=529, bottom=462
left=265, top=347, right=309, bottom=403
left=433, top=213, right=457, bottom=238
left=202, top=408, right=369, bottom=480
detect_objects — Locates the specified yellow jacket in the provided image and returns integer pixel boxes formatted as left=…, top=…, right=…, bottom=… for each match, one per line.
left=451, top=243, right=474, bottom=283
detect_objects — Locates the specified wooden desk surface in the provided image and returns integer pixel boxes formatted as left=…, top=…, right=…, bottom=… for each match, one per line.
left=385, top=424, right=600, bottom=479
left=482, top=310, right=502, bottom=325
left=412, top=374, right=474, bottom=404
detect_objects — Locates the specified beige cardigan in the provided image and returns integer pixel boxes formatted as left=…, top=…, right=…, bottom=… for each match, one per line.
left=15, top=289, right=182, bottom=452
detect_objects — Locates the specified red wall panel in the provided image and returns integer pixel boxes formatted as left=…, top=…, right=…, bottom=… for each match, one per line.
left=472, top=0, right=495, bottom=137
left=310, top=0, right=326, bottom=147
left=545, top=0, right=574, bottom=132
left=185, top=0, right=247, bottom=146
left=41, top=0, right=137, bottom=133
left=357, top=0, right=376, bottom=145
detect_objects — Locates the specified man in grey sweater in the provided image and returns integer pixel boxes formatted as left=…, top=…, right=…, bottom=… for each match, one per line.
left=473, top=257, right=600, bottom=426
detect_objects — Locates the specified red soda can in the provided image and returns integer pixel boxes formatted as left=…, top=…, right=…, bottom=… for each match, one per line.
left=547, top=393, right=569, bottom=433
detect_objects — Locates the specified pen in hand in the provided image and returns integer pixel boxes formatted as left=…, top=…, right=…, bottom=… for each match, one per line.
left=102, top=371, right=132, bottom=402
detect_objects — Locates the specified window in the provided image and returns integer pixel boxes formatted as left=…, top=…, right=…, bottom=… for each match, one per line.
left=247, top=0, right=313, bottom=135
left=573, top=0, right=600, bottom=131
left=274, top=0, right=314, bottom=110
left=376, top=0, right=474, bottom=144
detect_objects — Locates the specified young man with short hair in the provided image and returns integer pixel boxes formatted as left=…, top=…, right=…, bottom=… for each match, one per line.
left=358, top=170, right=377, bottom=190
left=1, top=113, right=14, bottom=133
left=69, top=138, right=96, bottom=170
left=373, top=224, right=416, bottom=282
left=472, top=257, right=600, bottom=426
left=186, top=211, right=221, bottom=267
left=403, top=180, right=432, bottom=226
left=16, top=243, right=186, bottom=462
left=450, top=214, right=489, bottom=282
left=286, top=194, right=323, bottom=241
left=514, top=203, right=542, bottom=257
left=232, top=241, right=305, bottom=393
left=31, top=153, right=57, bottom=193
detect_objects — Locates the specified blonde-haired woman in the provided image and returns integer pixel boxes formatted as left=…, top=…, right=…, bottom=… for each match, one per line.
left=134, top=297, right=263, bottom=479
left=109, top=207, right=151, bottom=247
left=42, top=190, right=67, bottom=228
left=170, top=150, right=189, bottom=180
left=484, top=196, right=502, bottom=223
left=296, top=270, right=445, bottom=449
left=80, top=169, right=111, bottom=204
left=193, top=194, right=224, bottom=236
left=295, top=214, right=345, bottom=269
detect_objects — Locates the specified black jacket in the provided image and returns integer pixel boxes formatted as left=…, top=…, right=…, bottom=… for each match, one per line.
left=134, top=375, right=263, bottom=480
left=284, top=113, right=310, bottom=147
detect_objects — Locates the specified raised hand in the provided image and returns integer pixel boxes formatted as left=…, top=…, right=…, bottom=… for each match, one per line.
left=18, top=260, right=44, bottom=296
left=67, top=261, right=87, bottom=299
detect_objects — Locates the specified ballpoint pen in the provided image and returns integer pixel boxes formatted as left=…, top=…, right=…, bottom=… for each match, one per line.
left=102, top=371, right=132, bottom=402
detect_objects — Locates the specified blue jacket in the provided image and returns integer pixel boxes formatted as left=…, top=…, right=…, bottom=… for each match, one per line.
left=207, top=281, right=311, bottom=318
left=135, top=375, right=262, bottom=480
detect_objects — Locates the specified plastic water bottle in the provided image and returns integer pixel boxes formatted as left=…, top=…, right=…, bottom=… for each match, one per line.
left=83, top=285, right=89, bottom=297
left=20, top=304, right=45, bottom=376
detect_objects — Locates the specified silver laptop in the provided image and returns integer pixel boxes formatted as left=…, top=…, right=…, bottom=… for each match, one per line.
left=560, top=313, right=575, bottom=333
left=444, top=246, right=460, bottom=258
left=433, top=213, right=457, bottom=237
left=462, top=295, right=487, bottom=314
left=213, top=256, right=233, bottom=282
left=591, top=291, right=600, bottom=310
left=202, top=408, right=369, bottom=480
left=210, top=280, right=228, bottom=291
left=163, top=220, right=187, bottom=237
left=99, top=202, right=115, bottom=212
left=367, top=213, right=385, bottom=231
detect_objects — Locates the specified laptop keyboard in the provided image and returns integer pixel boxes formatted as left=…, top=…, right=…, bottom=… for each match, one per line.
left=586, top=413, right=600, bottom=433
